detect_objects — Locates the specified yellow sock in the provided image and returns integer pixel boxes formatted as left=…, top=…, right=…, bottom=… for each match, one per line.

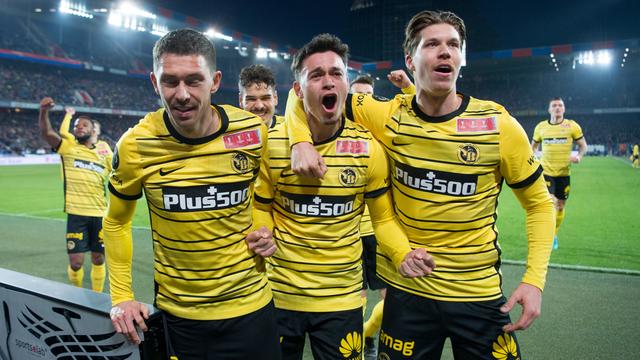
left=364, top=300, right=384, bottom=338
left=67, top=265, right=84, bottom=287
left=91, top=263, right=106, bottom=292
left=555, top=208, right=565, bottom=234
left=362, top=296, right=368, bottom=317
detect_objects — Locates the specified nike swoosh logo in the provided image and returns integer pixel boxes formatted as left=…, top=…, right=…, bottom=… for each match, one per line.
left=159, top=167, right=184, bottom=176
left=391, top=138, right=411, bottom=146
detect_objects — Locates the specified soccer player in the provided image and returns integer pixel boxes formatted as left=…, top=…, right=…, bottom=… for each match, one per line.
left=102, top=29, right=280, bottom=359
left=38, top=99, right=112, bottom=293
left=239, top=64, right=283, bottom=129
left=532, top=97, right=588, bottom=249
left=253, top=33, right=435, bottom=360
left=632, top=143, right=639, bottom=168
left=60, top=108, right=111, bottom=158
left=285, top=11, right=555, bottom=359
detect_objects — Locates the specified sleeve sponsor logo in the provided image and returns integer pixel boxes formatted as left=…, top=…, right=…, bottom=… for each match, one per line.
left=394, top=161, right=478, bottom=196
left=73, top=159, right=105, bottom=173
left=280, top=191, right=357, bottom=217
left=223, top=129, right=261, bottom=149
left=336, top=140, right=369, bottom=154
left=456, top=117, right=497, bottom=133
left=162, top=180, right=251, bottom=212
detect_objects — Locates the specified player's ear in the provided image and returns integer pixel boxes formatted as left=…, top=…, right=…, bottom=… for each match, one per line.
left=405, top=54, right=416, bottom=73
left=149, top=72, right=160, bottom=95
left=293, top=82, right=303, bottom=99
left=210, top=71, right=222, bottom=94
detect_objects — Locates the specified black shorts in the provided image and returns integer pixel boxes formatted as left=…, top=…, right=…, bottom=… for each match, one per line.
left=544, top=175, right=571, bottom=200
left=65, top=214, right=104, bottom=254
left=362, top=235, right=386, bottom=290
left=377, top=287, right=520, bottom=360
left=277, top=307, right=362, bottom=360
left=164, top=301, right=281, bottom=360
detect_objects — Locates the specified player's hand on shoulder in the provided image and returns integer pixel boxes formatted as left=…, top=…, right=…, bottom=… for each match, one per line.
left=500, top=282, right=542, bottom=333
left=387, top=70, right=413, bottom=89
left=246, top=226, right=277, bottom=257
left=399, top=248, right=436, bottom=278
left=291, top=142, right=327, bottom=178
left=110, top=300, right=149, bottom=344
left=40, top=97, right=55, bottom=111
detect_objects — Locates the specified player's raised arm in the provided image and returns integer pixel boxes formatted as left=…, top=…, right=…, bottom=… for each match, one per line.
left=38, top=97, right=62, bottom=148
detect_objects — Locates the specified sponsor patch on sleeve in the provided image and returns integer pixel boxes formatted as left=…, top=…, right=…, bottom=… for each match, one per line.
left=223, top=129, right=261, bottom=149
left=456, top=117, right=497, bottom=133
left=336, top=140, right=369, bottom=154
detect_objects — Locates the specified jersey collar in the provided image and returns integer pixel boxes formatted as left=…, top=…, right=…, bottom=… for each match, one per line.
left=411, top=92, right=469, bottom=123
left=163, top=104, right=230, bottom=145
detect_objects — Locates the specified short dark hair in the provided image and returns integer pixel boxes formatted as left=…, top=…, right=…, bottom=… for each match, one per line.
left=350, top=74, right=374, bottom=87
left=550, top=97, right=564, bottom=103
left=238, top=64, right=276, bottom=92
left=153, top=28, right=216, bottom=73
left=403, top=10, right=466, bottom=56
left=291, top=33, right=349, bottom=81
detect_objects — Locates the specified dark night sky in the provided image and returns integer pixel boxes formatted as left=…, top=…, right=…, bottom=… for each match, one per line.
left=147, top=0, right=640, bottom=54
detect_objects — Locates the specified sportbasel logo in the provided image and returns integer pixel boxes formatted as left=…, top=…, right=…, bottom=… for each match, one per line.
left=14, top=304, right=132, bottom=359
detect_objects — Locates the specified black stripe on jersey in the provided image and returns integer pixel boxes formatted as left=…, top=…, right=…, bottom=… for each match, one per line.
left=271, top=255, right=360, bottom=268
left=314, top=118, right=345, bottom=146
left=146, top=170, right=258, bottom=187
left=141, top=148, right=262, bottom=169
left=428, top=270, right=501, bottom=283
left=276, top=181, right=366, bottom=190
left=228, top=115, right=259, bottom=123
left=163, top=105, right=229, bottom=145
left=385, top=125, right=500, bottom=146
left=255, top=194, right=273, bottom=204
left=158, top=278, right=268, bottom=303
left=153, top=235, right=246, bottom=253
left=137, top=134, right=173, bottom=141
left=377, top=273, right=503, bottom=300
left=108, top=182, right=142, bottom=200
left=575, top=135, right=584, bottom=141
left=152, top=223, right=252, bottom=244
left=462, top=108, right=502, bottom=114
left=429, top=263, right=497, bottom=274
left=395, top=205, right=496, bottom=224
left=411, top=93, right=470, bottom=123
left=399, top=217, right=495, bottom=233
left=270, top=278, right=361, bottom=291
left=507, top=165, right=542, bottom=189
left=274, top=227, right=360, bottom=242
left=364, top=186, right=389, bottom=198
left=269, top=263, right=360, bottom=275
left=383, top=142, right=497, bottom=167
left=271, top=287, right=360, bottom=299
left=274, top=233, right=361, bottom=250
left=155, top=253, right=254, bottom=273
left=268, top=136, right=289, bottom=141
left=426, top=246, right=499, bottom=256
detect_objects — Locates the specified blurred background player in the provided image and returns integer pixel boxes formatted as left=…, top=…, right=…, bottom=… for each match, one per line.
left=60, top=107, right=111, bottom=157
left=38, top=97, right=112, bottom=292
left=632, top=143, right=639, bottom=168
left=532, top=97, right=588, bottom=249
left=239, top=64, right=283, bottom=128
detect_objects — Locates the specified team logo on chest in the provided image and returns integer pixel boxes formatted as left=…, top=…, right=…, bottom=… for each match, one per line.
left=457, top=143, right=480, bottom=164
left=231, top=152, right=250, bottom=173
left=339, top=168, right=357, bottom=186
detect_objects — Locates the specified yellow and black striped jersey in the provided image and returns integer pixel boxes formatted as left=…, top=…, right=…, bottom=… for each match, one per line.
left=288, top=92, right=551, bottom=302
left=634, top=144, right=639, bottom=157
left=255, top=118, right=389, bottom=312
left=359, top=206, right=374, bottom=236
left=108, top=105, right=272, bottom=320
left=56, top=136, right=112, bottom=217
left=533, top=119, right=584, bottom=177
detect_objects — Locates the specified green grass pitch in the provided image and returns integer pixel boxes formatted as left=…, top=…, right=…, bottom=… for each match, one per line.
left=1, top=156, right=639, bottom=358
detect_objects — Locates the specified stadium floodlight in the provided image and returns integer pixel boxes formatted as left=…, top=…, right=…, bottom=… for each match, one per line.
left=34, top=8, right=42, bottom=12
left=269, top=51, right=278, bottom=59
left=256, top=48, right=269, bottom=59
left=204, top=29, right=232, bottom=41
left=108, top=12, right=122, bottom=27
left=151, top=23, right=168, bottom=37
left=596, top=50, right=611, bottom=65
left=119, top=1, right=156, bottom=19
left=59, top=0, right=94, bottom=18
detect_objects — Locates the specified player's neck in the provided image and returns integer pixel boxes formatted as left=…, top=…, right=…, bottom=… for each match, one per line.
left=550, top=116, right=564, bottom=124
left=175, top=107, right=219, bottom=139
left=307, top=114, right=341, bottom=144
left=415, top=89, right=461, bottom=117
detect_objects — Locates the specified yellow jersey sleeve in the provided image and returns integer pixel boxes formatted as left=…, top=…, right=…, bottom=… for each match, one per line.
left=571, top=121, right=584, bottom=140
left=346, top=93, right=397, bottom=139
left=532, top=122, right=542, bottom=143
left=103, top=193, right=137, bottom=305
left=109, top=129, right=143, bottom=200
left=499, top=115, right=543, bottom=187
left=59, top=112, right=74, bottom=141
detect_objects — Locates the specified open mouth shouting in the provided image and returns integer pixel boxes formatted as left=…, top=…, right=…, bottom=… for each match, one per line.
left=434, top=64, right=453, bottom=77
left=321, top=94, right=338, bottom=113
